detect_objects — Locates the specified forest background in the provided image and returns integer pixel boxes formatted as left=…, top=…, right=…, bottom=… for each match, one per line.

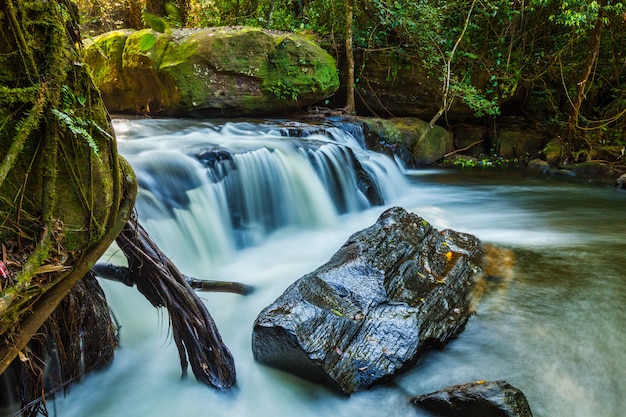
left=78, top=0, right=626, bottom=167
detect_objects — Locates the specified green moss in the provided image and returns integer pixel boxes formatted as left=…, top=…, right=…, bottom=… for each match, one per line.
left=263, top=34, right=339, bottom=100
left=83, top=30, right=131, bottom=103
left=363, top=117, right=453, bottom=165
left=84, top=27, right=339, bottom=116
left=362, top=118, right=405, bottom=144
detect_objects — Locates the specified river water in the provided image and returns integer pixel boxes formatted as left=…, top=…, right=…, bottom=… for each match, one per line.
left=51, top=118, right=625, bottom=417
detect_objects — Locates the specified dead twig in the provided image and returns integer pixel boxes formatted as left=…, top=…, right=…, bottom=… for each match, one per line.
left=444, top=139, right=485, bottom=158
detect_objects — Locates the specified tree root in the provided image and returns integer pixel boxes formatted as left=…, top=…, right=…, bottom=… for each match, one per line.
left=115, top=215, right=236, bottom=390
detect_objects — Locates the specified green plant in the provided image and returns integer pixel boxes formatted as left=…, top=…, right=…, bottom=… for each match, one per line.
left=266, top=81, right=299, bottom=100
left=51, top=85, right=111, bottom=161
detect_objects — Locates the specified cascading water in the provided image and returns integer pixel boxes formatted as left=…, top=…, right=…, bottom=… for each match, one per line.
left=44, top=118, right=625, bottom=417
left=115, top=118, right=405, bottom=276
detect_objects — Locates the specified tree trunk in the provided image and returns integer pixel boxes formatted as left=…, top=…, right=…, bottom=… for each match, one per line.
left=345, top=0, right=356, bottom=114
left=0, top=0, right=136, bottom=379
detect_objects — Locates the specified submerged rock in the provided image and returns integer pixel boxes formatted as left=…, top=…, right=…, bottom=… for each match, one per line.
left=84, top=27, right=339, bottom=116
left=411, top=380, right=534, bottom=417
left=252, top=207, right=483, bottom=394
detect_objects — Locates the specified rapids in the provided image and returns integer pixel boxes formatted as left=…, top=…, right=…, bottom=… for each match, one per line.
left=46, top=118, right=626, bottom=417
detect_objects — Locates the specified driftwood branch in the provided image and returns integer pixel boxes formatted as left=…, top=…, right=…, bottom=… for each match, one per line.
left=114, top=215, right=236, bottom=390
left=444, top=139, right=485, bottom=158
left=92, top=263, right=254, bottom=295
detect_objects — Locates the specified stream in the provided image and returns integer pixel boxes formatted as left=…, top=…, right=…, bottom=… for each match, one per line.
left=50, top=118, right=625, bottom=417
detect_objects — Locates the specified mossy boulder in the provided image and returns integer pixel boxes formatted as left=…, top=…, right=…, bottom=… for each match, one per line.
left=83, top=27, right=339, bottom=116
left=362, top=117, right=453, bottom=166
left=495, top=126, right=546, bottom=159
left=542, top=140, right=564, bottom=165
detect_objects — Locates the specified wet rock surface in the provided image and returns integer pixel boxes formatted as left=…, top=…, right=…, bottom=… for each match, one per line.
left=411, top=380, right=534, bottom=417
left=252, top=207, right=483, bottom=394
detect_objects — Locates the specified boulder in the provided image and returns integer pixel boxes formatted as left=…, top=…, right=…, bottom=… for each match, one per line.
left=83, top=27, right=339, bottom=116
left=495, top=123, right=546, bottom=159
left=617, top=173, right=626, bottom=189
left=252, top=207, right=483, bottom=394
left=454, top=124, right=488, bottom=156
left=362, top=117, right=454, bottom=166
left=411, top=380, right=534, bottom=417
left=527, top=158, right=549, bottom=171
left=542, top=139, right=564, bottom=166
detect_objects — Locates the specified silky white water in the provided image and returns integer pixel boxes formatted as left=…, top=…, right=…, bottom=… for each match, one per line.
left=46, top=118, right=625, bottom=417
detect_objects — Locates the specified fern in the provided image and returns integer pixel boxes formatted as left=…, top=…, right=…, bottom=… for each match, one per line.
left=61, top=85, right=74, bottom=109
left=52, top=109, right=101, bottom=160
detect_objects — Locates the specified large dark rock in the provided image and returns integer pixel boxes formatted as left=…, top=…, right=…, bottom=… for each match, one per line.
left=495, top=121, right=546, bottom=159
left=411, top=380, right=534, bottom=417
left=252, top=207, right=483, bottom=394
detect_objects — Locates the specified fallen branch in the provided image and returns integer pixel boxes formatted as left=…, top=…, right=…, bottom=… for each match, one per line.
left=115, top=215, right=236, bottom=390
left=92, top=263, right=254, bottom=295
left=444, top=139, right=485, bottom=158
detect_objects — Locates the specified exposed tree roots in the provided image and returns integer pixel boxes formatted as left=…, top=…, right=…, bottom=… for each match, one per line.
left=92, top=263, right=253, bottom=295
left=115, top=215, right=236, bottom=390
left=1, top=272, right=118, bottom=417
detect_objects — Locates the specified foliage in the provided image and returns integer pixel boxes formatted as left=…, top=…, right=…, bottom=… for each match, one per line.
left=51, top=85, right=109, bottom=161
left=143, top=10, right=170, bottom=33
left=73, top=0, right=626, bottom=164
left=266, top=80, right=300, bottom=100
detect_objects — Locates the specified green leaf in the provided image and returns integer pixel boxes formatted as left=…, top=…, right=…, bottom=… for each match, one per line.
left=143, top=11, right=169, bottom=33
left=164, top=2, right=182, bottom=26
left=139, top=33, right=157, bottom=52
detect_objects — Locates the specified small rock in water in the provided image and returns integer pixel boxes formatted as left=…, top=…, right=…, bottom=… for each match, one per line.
left=411, top=380, right=534, bottom=417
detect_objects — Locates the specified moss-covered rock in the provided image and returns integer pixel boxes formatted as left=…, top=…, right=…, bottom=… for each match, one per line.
left=84, top=27, right=339, bottom=116
left=362, top=117, right=453, bottom=165
left=496, top=127, right=546, bottom=159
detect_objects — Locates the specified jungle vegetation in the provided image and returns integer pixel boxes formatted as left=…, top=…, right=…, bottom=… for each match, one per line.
left=77, top=0, right=626, bottom=167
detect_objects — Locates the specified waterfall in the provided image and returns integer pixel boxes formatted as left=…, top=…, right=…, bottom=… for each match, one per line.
left=53, top=118, right=626, bottom=417
left=114, top=118, right=408, bottom=275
